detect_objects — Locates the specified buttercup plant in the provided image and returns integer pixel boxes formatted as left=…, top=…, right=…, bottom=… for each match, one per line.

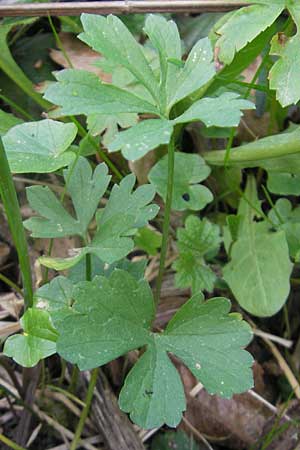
left=2, top=14, right=256, bottom=429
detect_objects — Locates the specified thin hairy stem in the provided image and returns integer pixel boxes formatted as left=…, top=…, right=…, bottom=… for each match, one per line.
left=70, top=368, right=99, bottom=450
left=155, top=136, right=175, bottom=305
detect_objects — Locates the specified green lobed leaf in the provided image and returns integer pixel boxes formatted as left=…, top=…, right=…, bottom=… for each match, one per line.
left=212, top=1, right=284, bottom=65
left=269, top=3, right=300, bottom=106
left=2, top=119, right=77, bottom=173
left=34, top=276, right=74, bottom=326
left=79, top=14, right=159, bottom=102
left=54, top=270, right=253, bottom=428
left=44, top=69, right=160, bottom=117
left=108, top=119, right=174, bottom=161
left=175, top=92, right=254, bottom=128
left=173, top=216, right=221, bottom=293
left=64, top=157, right=111, bottom=235
left=24, top=185, right=81, bottom=238
left=89, top=174, right=159, bottom=263
left=24, top=157, right=110, bottom=238
left=68, top=255, right=147, bottom=283
left=134, top=227, right=162, bottom=256
left=39, top=174, right=159, bottom=269
left=87, top=112, right=138, bottom=146
left=168, top=37, right=215, bottom=109
left=4, top=308, right=57, bottom=367
left=56, top=270, right=154, bottom=370
left=149, top=153, right=213, bottom=211
left=119, top=334, right=186, bottom=429
left=164, top=294, right=253, bottom=397
left=143, top=14, right=182, bottom=111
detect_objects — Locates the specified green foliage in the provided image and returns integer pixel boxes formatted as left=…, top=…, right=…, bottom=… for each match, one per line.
left=24, top=157, right=110, bottom=238
left=108, top=119, right=173, bottom=160
left=134, top=227, right=162, bottom=256
left=223, top=177, right=292, bottom=317
left=5, top=10, right=290, bottom=431
left=4, top=308, right=57, bottom=367
left=87, top=112, right=138, bottom=146
left=267, top=172, right=300, bottom=195
left=45, top=270, right=253, bottom=428
left=149, top=153, right=213, bottom=211
left=173, top=216, right=221, bottom=293
left=212, top=0, right=300, bottom=106
left=3, top=119, right=77, bottom=173
left=36, top=168, right=158, bottom=269
left=174, top=92, right=254, bottom=127
left=44, top=14, right=254, bottom=163
left=268, top=198, right=300, bottom=259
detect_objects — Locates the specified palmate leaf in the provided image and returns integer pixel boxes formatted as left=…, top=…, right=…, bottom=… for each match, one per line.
left=24, top=157, right=110, bottom=238
left=4, top=308, right=57, bottom=367
left=87, top=112, right=138, bottom=146
left=79, top=14, right=159, bottom=103
left=143, top=14, right=182, bottom=111
left=108, top=119, right=174, bottom=160
left=39, top=173, right=159, bottom=269
left=108, top=92, right=253, bottom=161
left=149, top=153, right=213, bottom=211
left=2, top=119, right=77, bottom=173
left=168, top=37, right=215, bottom=109
left=54, top=270, right=253, bottom=428
left=175, top=92, right=255, bottom=127
left=44, top=69, right=160, bottom=117
left=173, top=216, right=222, bottom=293
left=34, top=276, right=74, bottom=326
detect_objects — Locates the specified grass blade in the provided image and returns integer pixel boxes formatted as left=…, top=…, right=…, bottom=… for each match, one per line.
left=0, top=137, right=33, bottom=308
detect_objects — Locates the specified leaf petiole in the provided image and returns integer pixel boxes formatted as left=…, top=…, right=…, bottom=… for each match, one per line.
left=155, top=135, right=175, bottom=305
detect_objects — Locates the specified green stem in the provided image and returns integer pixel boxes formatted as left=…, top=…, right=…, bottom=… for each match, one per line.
left=0, top=433, right=26, bottom=450
left=0, top=272, right=23, bottom=295
left=202, top=132, right=300, bottom=167
left=0, top=93, right=34, bottom=121
left=70, top=368, right=99, bottom=450
left=0, top=26, right=50, bottom=111
left=155, top=136, right=175, bottom=305
left=70, top=116, right=123, bottom=180
left=85, top=253, right=92, bottom=282
left=0, top=137, right=33, bottom=308
left=48, top=14, right=74, bottom=69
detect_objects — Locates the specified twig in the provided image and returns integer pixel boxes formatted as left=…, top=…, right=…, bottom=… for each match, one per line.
left=248, top=390, right=292, bottom=421
left=266, top=339, right=300, bottom=400
left=182, top=416, right=214, bottom=450
left=32, top=405, right=99, bottom=450
left=0, top=1, right=250, bottom=17
left=253, top=329, right=293, bottom=349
